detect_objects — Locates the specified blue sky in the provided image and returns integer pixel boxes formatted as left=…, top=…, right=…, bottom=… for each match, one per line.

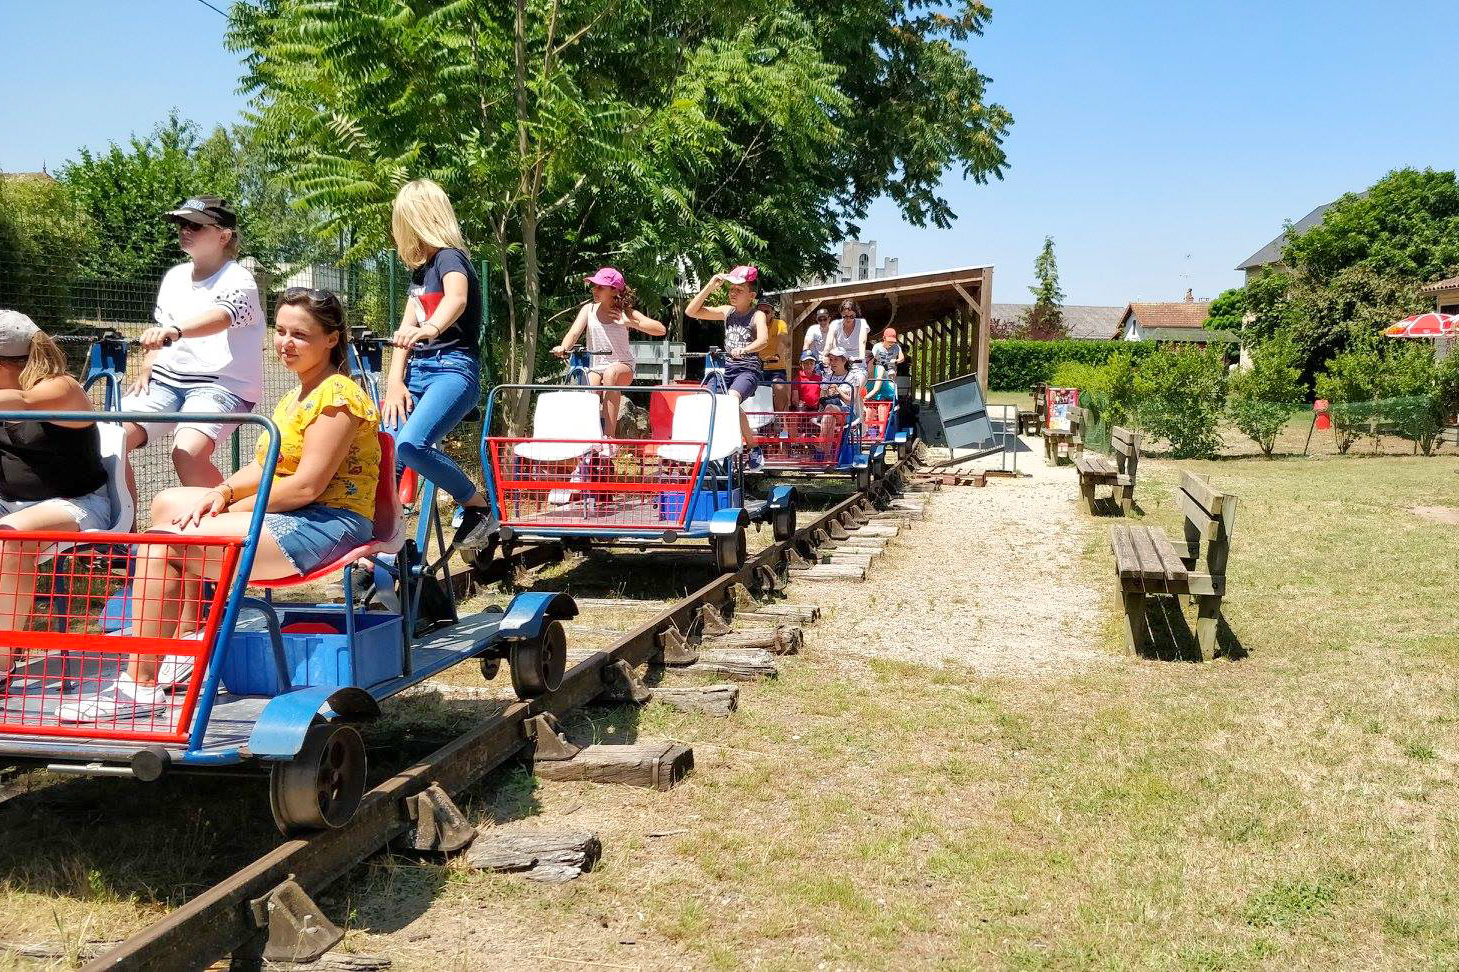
left=3, top=0, right=1456, bottom=306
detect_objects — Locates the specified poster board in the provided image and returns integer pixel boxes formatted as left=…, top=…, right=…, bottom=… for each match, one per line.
left=1046, top=387, right=1079, bottom=432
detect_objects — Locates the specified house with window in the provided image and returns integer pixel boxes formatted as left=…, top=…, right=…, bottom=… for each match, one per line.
left=1117, top=291, right=1232, bottom=345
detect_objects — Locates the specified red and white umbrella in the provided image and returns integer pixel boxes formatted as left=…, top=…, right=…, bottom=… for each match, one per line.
left=1384, top=312, right=1458, bottom=338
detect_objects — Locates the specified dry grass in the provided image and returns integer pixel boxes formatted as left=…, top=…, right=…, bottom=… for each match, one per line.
left=4, top=449, right=1458, bottom=970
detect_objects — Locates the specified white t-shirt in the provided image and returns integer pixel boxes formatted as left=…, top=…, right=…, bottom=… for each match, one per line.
left=149, top=260, right=265, bottom=401
left=825, top=318, right=870, bottom=364
left=803, top=322, right=828, bottom=359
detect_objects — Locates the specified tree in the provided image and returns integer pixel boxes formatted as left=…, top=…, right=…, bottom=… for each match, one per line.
left=0, top=173, right=98, bottom=329
left=1204, top=287, right=1244, bottom=333
left=58, top=113, right=328, bottom=280
left=1233, top=168, right=1454, bottom=378
left=227, top=0, right=1013, bottom=427
left=1136, top=346, right=1227, bottom=459
left=1022, top=235, right=1065, bottom=339
left=1226, top=333, right=1303, bottom=458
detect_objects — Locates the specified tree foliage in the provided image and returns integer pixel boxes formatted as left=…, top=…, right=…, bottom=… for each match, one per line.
left=1204, top=286, right=1244, bottom=333
left=1135, top=346, right=1228, bottom=459
left=1230, top=169, right=1454, bottom=378
left=1226, top=333, right=1303, bottom=457
left=226, top=0, right=1013, bottom=424
left=1021, top=235, right=1065, bottom=339
left=57, top=113, right=327, bottom=279
left=0, top=174, right=97, bottom=328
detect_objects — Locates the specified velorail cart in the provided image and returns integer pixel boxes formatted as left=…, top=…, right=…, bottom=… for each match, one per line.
left=481, top=379, right=796, bottom=574
left=0, top=411, right=576, bottom=835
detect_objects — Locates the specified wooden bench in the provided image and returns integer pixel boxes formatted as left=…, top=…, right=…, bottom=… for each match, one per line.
left=1043, top=405, right=1083, bottom=465
left=1020, top=383, right=1046, bottom=436
left=1110, top=472, right=1236, bottom=660
left=1074, top=426, right=1140, bottom=515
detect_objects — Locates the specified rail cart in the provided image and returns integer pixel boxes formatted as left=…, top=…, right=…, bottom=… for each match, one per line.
left=735, top=363, right=884, bottom=489
left=0, top=411, right=575, bottom=835
left=481, top=361, right=796, bottom=574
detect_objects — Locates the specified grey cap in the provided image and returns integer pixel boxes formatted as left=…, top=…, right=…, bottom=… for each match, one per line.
left=0, top=310, right=39, bottom=357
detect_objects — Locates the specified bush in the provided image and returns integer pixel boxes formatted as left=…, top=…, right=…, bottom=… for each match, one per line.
left=989, top=339, right=1155, bottom=391
left=1315, top=337, right=1452, bottom=454
left=1136, top=346, right=1228, bottom=459
left=1226, top=335, right=1304, bottom=457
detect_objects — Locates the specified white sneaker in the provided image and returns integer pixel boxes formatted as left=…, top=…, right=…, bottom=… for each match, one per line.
left=156, top=656, right=194, bottom=691
left=56, top=673, right=167, bottom=724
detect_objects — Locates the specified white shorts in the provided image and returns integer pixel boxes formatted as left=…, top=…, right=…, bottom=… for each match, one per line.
left=0, top=485, right=112, bottom=532
left=588, top=355, right=634, bottom=376
left=121, top=379, right=255, bottom=444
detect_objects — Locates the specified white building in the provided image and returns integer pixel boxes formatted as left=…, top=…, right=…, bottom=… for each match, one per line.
left=810, top=241, right=900, bottom=285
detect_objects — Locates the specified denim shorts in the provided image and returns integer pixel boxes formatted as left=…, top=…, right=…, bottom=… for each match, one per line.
left=121, top=379, right=255, bottom=443
left=262, top=504, right=373, bottom=575
left=0, top=484, right=112, bottom=532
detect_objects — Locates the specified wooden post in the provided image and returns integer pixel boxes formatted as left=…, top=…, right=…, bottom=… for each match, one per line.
left=1195, top=595, right=1221, bottom=660
left=977, top=267, right=993, bottom=393
left=1121, top=588, right=1148, bottom=655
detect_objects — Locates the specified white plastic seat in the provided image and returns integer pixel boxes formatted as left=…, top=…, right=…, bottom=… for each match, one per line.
left=745, top=384, right=776, bottom=431
left=659, top=393, right=743, bottom=464
left=513, top=391, right=604, bottom=462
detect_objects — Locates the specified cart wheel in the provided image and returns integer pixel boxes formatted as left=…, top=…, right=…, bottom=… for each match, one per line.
left=509, top=619, right=567, bottom=699
left=855, top=465, right=871, bottom=492
left=269, top=722, right=367, bottom=837
left=479, top=655, right=501, bottom=681
left=713, top=526, right=747, bottom=574
left=872, top=452, right=886, bottom=478
left=772, top=506, right=796, bottom=542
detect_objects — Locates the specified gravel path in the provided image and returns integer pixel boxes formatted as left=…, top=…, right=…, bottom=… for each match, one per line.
left=803, top=441, right=1111, bottom=675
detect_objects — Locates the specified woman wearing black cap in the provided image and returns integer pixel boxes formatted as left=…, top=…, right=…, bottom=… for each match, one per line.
left=121, top=195, right=263, bottom=503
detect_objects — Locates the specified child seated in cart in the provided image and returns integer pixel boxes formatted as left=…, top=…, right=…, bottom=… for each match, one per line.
left=792, top=351, right=823, bottom=411
left=58, top=289, right=382, bottom=722
left=0, top=311, right=114, bottom=692
left=814, top=351, right=857, bottom=457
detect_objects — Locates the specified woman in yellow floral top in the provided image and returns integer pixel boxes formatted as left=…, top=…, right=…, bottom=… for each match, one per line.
left=62, top=289, right=383, bottom=718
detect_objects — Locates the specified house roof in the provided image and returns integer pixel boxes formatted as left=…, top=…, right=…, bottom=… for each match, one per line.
left=0, top=171, right=56, bottom=184
left=1141, top=327, right=1236, bottom=343
left=1421, top=275, right=1459, bottom=294
left=989, top=303, right=1125, bottom=340
left=1236, top=195, right=1368, bottom=272
left=1121, top=301, right=1213, bottom=331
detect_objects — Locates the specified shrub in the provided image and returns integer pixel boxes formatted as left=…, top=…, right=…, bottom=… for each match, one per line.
left=989, top=339, right=1155, bottom=391
left=1226, top=335, right=1304, bottom=458
left=1136, top=346, right=1228, bottom=459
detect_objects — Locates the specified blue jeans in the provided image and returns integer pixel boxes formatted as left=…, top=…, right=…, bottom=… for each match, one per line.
left=390, top=349, right=482, bottom=503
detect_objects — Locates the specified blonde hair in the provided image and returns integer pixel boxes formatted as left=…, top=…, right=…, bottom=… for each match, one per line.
left=222, top=226, right=241, bottom=260
left=17, top=331, right=69, bottom=390
left=391, top=179, right=469, bottom=269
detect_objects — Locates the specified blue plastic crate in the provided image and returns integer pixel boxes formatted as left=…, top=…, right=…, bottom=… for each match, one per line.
left=220, top=607, right=403, bottom=696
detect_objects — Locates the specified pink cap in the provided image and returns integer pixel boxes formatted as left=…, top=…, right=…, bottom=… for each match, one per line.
left=584, top=267, right=626, bottom=291
left=724, top=265, right=759, bottom=285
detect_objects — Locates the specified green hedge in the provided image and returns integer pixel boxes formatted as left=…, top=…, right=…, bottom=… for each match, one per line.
left=989, top=339, right=1156, bottom=391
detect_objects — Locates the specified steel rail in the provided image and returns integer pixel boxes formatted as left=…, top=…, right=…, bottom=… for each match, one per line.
left=83, top=457, right=917, bottom=972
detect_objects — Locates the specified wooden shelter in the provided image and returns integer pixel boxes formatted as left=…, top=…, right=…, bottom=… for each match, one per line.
left=773, top=264, right=993, bottom=398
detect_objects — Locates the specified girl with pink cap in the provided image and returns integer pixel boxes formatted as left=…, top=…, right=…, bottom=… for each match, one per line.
left=552, top=267, right=665, bottom=436
left=685, top=266, right=769, bottom=470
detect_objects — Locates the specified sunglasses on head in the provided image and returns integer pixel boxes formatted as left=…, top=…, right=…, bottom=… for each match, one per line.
left=284, top=286, right=338, bottom=302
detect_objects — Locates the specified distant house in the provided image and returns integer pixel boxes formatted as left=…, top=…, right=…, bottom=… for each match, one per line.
left=989, top=303, right=1124, bottom=340
left=1422, top=275, right=1459, bottom=315
left=1118, top=291, right=1231, bottom=344
left=1236, top=196, right=1363, bottom=284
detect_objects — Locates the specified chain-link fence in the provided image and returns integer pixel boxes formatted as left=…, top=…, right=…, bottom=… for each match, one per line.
left=0, top=253, right=491, bottom=525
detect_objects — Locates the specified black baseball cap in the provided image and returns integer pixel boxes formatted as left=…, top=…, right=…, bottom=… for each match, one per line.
left=163, top=195, right=237, bottom=228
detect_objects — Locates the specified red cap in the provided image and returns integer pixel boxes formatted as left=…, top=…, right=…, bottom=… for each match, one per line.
left=724, top=265, right=759, bottom=285
left=584, top=267, right=626, bottom=291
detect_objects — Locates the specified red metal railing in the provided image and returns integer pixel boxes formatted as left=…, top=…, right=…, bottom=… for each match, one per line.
left=486, top=439, right=708, bottom=530
left=0, top=532, right=242, bottom=744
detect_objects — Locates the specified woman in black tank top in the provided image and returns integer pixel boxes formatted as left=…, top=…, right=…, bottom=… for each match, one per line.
left=0, top=311, right=110, bottom=689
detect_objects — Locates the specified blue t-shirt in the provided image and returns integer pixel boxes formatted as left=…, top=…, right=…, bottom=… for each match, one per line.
left=409, top=247, right=482, bottom=359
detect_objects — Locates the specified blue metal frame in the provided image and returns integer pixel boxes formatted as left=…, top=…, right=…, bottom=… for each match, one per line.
left=480, top=382, right=738, bottom=542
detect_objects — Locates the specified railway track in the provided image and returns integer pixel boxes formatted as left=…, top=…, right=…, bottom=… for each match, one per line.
left=68, top=452, right=929, bottom=972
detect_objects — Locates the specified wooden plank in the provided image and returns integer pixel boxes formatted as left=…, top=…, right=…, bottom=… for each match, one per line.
left=1176, top=490, right=1219, bottom=540
left=535, top=741, right=693, bottom=791
left=1109, top=526, right=1144, bottom=583
left=700, top=626, right=802, bottom=655
left=1140, top=526, right=1189, bottom=584
left=652, top=684, right=739, bottom=717
left=1180, top=472, right=1225, bottom=517
left=684, top=648, right=779, bottom=679
left=1129, top=527, right=1169, bottom=584
left=465, top=830, right=602, bottom=883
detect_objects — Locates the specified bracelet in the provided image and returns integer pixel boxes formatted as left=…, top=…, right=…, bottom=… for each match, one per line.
left=216, top=483, right=235, bottom=504
left=167, top=324, right=183, bottom=340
